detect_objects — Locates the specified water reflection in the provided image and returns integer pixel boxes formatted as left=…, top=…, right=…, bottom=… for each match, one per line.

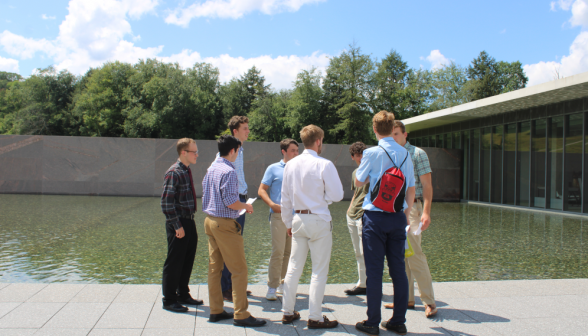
left=0, top=195, right=585, bottom=284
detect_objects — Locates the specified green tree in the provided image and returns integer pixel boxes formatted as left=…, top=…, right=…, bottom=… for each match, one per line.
left=248, top=90, right=292, bottom=142
left=497, top=60, right=528, bottom=93
left=219, top=66, right=270, bottom=125
left=372, top=50, right=413, bottom=119
left=322, top=43, right=375, bottom=144
left=287, top=67, right=324, bottom=139
left=428, top=62, right=471, bottom=111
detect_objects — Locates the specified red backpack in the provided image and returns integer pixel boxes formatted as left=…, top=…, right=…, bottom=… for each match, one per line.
left=371, top=146, right=409, bottom=213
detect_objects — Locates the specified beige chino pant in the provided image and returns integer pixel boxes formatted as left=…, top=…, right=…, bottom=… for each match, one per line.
left=406, top=199, right=435, bottom=306
left=268, top=213, right=292, bottom=288
left=204, top=215, right=251, bottom=320
left=346, top=214, right=367, bottom=288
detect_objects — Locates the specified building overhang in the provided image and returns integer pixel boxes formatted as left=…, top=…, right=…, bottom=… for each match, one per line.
left=402, top=71, right=588, bottom=133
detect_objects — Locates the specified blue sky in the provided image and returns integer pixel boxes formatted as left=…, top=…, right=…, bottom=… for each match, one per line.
left=1, top=0, right=587, bottom=89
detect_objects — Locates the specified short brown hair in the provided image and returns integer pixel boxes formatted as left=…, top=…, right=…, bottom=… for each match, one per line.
left=176, top=138, right=196, bottom=156
left=228, top=116, right=249, bottom=136
left=300, top=125, right=324, bottom=147
left=394, top=120, right=406, bottom=133
left=280, top=138, right=299, bottom=153
left=349, top=142, right=367, bottom=156
left=373, top=111, right=395, bottom=136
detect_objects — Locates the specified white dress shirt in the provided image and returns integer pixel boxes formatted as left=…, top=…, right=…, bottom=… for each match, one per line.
left=281, top=149, right=344, bottom=229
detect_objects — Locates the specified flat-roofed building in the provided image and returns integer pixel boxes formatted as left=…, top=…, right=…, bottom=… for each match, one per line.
left=403, top=71, right=588, bottom=215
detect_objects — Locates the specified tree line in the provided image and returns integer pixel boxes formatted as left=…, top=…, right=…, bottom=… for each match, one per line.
left=0, top=45, right=527, bottom=145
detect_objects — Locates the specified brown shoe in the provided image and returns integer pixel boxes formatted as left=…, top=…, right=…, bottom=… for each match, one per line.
left=222, top=290, right=232, bottom=302
left=384, top=301, right=415, bottom=309
left=425, top=304, right=437, bottom=318
left=307, top=315, right=338, bottom=329
left=282, top=311, right=301, bottom=324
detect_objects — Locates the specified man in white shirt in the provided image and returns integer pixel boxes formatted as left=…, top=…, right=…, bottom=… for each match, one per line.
left=280, top=125, right=344, bottom=329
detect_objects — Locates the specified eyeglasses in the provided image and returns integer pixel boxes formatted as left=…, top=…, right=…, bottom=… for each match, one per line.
left=184, top=150, right=198, bottom=155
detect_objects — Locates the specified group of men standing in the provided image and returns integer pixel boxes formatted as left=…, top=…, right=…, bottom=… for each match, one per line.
left=159, top=111, right=437, bottom=334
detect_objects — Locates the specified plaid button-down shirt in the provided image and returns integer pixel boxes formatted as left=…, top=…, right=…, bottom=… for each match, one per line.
left=202, top=157, right=240, bottom=219
left=161, top=160, right=197, bottom=230
left=404, top=141, right=432, bottom=198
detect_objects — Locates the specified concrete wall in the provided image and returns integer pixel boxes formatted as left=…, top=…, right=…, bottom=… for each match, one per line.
left=0, top=135, right=461, bottom=201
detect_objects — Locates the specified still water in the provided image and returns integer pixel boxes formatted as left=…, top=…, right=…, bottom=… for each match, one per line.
left=0, top=194, right=586, bottom=284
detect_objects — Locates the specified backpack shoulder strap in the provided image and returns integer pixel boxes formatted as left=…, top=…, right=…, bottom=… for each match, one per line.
left=399, top=152, right=409, bottom=167
left=378, top=145, right=398, bottom=168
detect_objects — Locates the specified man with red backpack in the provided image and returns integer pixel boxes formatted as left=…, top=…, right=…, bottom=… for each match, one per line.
left=354, top=111, right=416, bottom=336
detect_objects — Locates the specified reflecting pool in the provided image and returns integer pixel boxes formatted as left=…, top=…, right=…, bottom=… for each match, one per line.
left=0, top=194, right=586, bottom=284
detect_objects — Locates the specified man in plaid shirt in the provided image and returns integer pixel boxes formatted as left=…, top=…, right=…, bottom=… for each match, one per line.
left=202, top=135, right=267, bottom=327
left=160, top=138, right=203, bottom=312
left=388, top=120, right=437, bottom=318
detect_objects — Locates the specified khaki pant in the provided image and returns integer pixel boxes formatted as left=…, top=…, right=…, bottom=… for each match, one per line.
left=406, top=199, right=435, bottom=306
left=268, top=213, right=292, bottom=288
left=346, top=214, right=366, bottom=288
left=204, top=215, right=250, bottom=320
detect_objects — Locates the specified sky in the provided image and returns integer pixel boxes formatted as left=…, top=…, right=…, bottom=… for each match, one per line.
left=1, top=0, right=588, bottom=90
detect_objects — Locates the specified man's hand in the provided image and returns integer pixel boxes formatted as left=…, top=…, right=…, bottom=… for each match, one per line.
left=270, top=203, right=281, bottom=213
left=287, top=228, right=292, bottom=237
left=245, top=203, right=254, bottom=214
left=175, top=227, right=185, bottom=239
left=421, top=212, right=431, bottom=231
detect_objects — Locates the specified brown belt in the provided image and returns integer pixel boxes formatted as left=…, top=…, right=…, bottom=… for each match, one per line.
left=414, top=198, right=422, bottom=203
left=295, top=210, right=312, bottom=214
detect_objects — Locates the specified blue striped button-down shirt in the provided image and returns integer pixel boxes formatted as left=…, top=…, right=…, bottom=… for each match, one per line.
left=202, top=157, right=240, bottom=219
left=216, top=147, right=247, bottom=195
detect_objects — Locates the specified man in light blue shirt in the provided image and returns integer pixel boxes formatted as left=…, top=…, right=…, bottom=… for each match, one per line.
left=218, top=116, right=251, bottom=301
left=354, top=111, right=416, bottom=336
left=258, top=139, right=299, bottom=301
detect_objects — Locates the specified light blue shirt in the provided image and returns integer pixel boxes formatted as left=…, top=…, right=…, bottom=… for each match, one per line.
left=261, top=160, right=285, bottom=213
left=216, top=146, right=247, bottom=195
left=356, top=137, right=416, bottom=212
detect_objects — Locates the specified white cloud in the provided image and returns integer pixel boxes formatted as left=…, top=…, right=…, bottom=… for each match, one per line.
left=424, top=49, right=450, bottom=70
left=525, top=1, right=588, bottom=86
left=0, top=56, right=19, bottom=72
left=165, top=0, right=325, bottom=27
left=161, top=50, right=331, bottom=89
left=0, top=30, right=56, bottom=59
left=42, top=14, right=56, bottom=20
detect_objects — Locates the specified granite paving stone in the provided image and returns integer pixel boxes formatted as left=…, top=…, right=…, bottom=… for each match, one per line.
left=0, top=283, right=47, bottom=302
left=141, top=328, right=195, bottom=336
left=88, top=329, right=143, bottom=336
left=70, top=284, right=124, bottom=303
left=0, top=302, right=20, bottom=319
left=144, top=304, right=196, bottom=329
left=43, top=302, right=110, bottom=329
left=0, top=329, right=37, bottom=335
left=27, top=284, right=86, bottom=303
left=94, top=303, right=154, bottom=329
left=112, top=284, right=160, bottom=303
left=0, top=284, right=9, bottom=291
left=34, top=328, right=91, bottom=336
left=0, top=302, right=65, bottom=328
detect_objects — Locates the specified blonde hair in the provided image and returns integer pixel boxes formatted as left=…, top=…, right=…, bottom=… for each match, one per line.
left=373, top=111, right=395, bottom=136
left=176, top=138, right=196, bottom=156
left=300, top=125, right=324, bottom=147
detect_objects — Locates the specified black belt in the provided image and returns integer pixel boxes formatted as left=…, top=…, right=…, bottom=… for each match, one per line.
left=239, top=193, right=248, bottom=199
left=179, top=213, right=194, bottom=220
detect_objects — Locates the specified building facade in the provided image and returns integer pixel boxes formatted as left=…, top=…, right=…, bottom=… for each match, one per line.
left=403, top=72, right=588, bottom=215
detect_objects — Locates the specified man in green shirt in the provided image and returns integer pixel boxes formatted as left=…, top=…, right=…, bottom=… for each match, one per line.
left=344, top=142, right=370, bottom=296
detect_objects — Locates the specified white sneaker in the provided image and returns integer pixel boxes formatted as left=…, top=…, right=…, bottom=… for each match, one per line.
left=266, top=287, right=277, bottom=301
left=276, top=284, right=284, bottom=294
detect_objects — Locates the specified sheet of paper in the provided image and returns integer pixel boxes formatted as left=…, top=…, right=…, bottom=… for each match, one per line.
left=239, top=197, right=257, bottom=216
left=413, top=221, right=424, bottom=235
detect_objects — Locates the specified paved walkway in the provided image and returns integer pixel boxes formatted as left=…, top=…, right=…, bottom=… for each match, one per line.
left=0, top=279, right=586, bottom=335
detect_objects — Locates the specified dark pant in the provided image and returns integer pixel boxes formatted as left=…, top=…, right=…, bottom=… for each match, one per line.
left=162, top=217, right=198, bottom=305
left=221, top=195, right=247, bottom=292
left=362, top=210, right=408, bottom=326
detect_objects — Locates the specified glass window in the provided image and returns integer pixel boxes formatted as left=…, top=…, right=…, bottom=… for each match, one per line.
left=469, top=129, right=480, bottom=201
left=414, top=137, right=421, bottom=147
left=503, top=124, right=517, bottom=205
left=517, top=122, right=531, bottom=206
left=564, top=113, right=583, bottom=212
left=462, top=131, right=469, bottom=200
left=453, top=132, right=461, bottom=149
left=429, top=135, right=435, bottom=147
left=532, top=119, right=547, bottom=208
left=548, top=116, right=564, bottom=210
left=436, top=135, right=442, bottom=148
left=480, top=127, right=491, bottom=202
left=445, top=133, right=451, bottom=149
left=491, top=125, right=503, bottom=203
left=422, top=136, right=429, bottom=147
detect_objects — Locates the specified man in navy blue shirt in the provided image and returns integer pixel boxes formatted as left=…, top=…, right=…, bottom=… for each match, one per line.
left=258, top=138, right=299, bottom=301
left=354, top=111, right=416, bottom=335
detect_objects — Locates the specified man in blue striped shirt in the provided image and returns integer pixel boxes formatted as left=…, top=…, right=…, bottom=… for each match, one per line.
left=202, top=135, right=266, bottom=327
left=217, top=116, right=251, bottom=300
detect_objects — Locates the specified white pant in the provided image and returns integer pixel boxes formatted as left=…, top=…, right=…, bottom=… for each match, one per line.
left=281, top=214, right=332, bottom=321
left=346, top=214, right=366, bottom=288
